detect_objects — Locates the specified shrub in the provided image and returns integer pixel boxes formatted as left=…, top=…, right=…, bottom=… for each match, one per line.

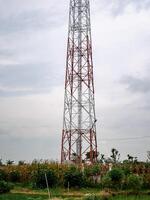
left=0, top=169, right=7, bottom=181
left=91, top=164, right=101, bottom=176
left=0, top=181, right=14, bottom=194
left=101, top=175, right=112, bottom=189
left=9, top=170, right=21, bottom=182
left=108, top=168, right=124, bottom=183
left=32, top=169, right=57, bottom=189
left=64, top=166, right=84, bottom=188
left=142, top=174, right=150, bottom=189
left=102, top=168, right=124, bottom=190
left=127, top=174, right=143, bottom=191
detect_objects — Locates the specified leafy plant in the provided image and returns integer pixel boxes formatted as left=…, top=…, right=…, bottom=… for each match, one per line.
left=127, top=174, right=143, bottom=191
left=0, top=181, right=14, bottom=194
left=102, top=168, right=124, bottom=190
left=64, top=166, right=84, bottom=188
left=32, top=168, right=57, bottom=189
left=0, top=159, right=3, bottom=166
left=9, top=170, right=21, bottom=182
left=6, top=160, right=14, bottom=165
left=142, top=173, right=150, bottom=189
left=101, top=175, right=112, bottom=189
left=0, top=169, right=7, bottom=181
left=110, top=148, right=120, bottom=163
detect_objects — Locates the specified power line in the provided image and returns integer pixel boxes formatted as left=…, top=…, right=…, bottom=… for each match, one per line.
left=101, top=136, right=150, bottom=142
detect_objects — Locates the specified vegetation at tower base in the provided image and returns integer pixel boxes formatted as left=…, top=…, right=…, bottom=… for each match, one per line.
left=0, top=181, right=14, bottom=194
left=64, top=166, right=85, bottom=188
left=32, top=168, right=57, bottom=189
left=102, top=168, right=124, bottom=190
left=0, top=151, right=150, bottom=195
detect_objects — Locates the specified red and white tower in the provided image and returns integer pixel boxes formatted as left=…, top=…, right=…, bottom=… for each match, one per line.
left=61, top=0, right=98, bottom=164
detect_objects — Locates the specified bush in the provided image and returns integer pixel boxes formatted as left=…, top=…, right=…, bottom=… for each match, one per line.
left=0, top=169, right=7, bottom=181
left=102, top=168, right=124, bottom=190
left=127, top=174, right=143, bottom=191
left=9, top=170, right=21, bottom=182
left=0, top=181, right=14, bottom=194
left=32, top=169, right=57, bottom=189
left=102, top=175, right=112, bottom=189
left=142, top=174, right=150, bottom=189
left=64, top=166, right=84, bottom=188
left=108, top=168, right=124, bottom=183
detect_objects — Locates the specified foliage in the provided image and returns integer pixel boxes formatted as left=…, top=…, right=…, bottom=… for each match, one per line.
left=6, top=160, right=14, bottom=166
left=0, top=169, right=7, bottom=181
left=0, top=159, right=3, bottom=166
left=98, top=154, right=105, bottom=164
left=8, top=170, right=21, bottom=182
left=64, top=166, right=84, bottom=188
left=0, top=181, right=14, bottom=194
left=18, top=160, right=26, bottom=166
left=127, top=174, right=143, bottom=191
left=142, top=173, right=150, bottom=189
left=101, top=174, right=112, bottom=189
left=102, top=168, right=124, bottom=190
left=127, top=155, right=138, bottom=163
left=86, top=151, right=99, bottom=160
left=0, top=158, right=149, bottom=190
left=84, top=164, right=101, bottom=176
left=110, top=148, right=120, bottom=163
left=32, top=168, right=57, bottom=189
left=108, top=168, right=124, bottom=183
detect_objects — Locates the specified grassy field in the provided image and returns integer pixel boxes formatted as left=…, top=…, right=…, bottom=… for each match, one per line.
left=0, top=186, right=149, bottom=200
left=0, top=193, right=150, bottom=200
left=110, top=195, right=150, bottom=200
left=0, top=194, right=47, bottom=200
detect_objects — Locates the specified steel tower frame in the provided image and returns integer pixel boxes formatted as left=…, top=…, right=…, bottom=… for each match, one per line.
left=61, top=0, right=98, bottom=164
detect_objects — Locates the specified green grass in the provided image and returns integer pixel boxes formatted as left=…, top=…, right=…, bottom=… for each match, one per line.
left=110, top=195, right=150, bottom=200
left=0, top=194, right=48, bottom=200
left=0, top=194, right=150, bottom=200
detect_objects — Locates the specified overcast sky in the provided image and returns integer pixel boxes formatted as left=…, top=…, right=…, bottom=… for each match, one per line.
left=0, top=0, right=150, bottom=163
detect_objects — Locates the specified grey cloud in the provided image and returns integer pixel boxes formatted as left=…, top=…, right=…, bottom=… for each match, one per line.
left=0, top=63, right=63, bottom=96
left=95, top=0, right=150, bottom=16
left=0, top=49, right=13, bottom=57
left=0, top=9, right=65, bottom=35
left=121, top=75, right=150, bottom=93
left=0, top=135, right=60, bottom=162
left=120, top=72, right=150, bottom=111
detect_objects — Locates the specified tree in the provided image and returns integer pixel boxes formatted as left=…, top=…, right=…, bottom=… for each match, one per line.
left=85, top=151, right=99, bottom=161
left=71, top=153, right=78, bottom=163
left=127, top=154, right=138, bottom=163
left=18, top=160, right=25, bottom=166
left=127, top=154, right=134, bottom=162
left=6, top=160, right=14, bottom=166
left=98, top=154, right=105, bottom=163
left=0, top=159, right=3, bottom=166
left=110, top=148, right=120, bottom=163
